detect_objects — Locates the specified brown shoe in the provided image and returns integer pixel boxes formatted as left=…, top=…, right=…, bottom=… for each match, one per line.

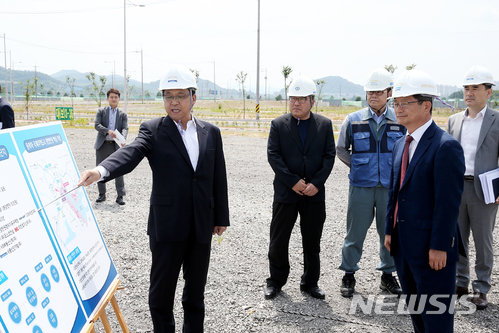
left=456, top=286, right=469, bottom=298
left=471, top=292, right=488, bottom=310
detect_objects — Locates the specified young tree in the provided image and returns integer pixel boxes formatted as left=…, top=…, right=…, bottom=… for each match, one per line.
left=20, top=77, right=38, bottom=119
left=315, top=79, right=327, bottom=113
left=406, top=63, right=417, bottom=70
left=235, top=71, right=248, bottom=119
left=126, top=75, right=135, bottom=100
left=66, top=76, right=76, bottom=108
left=384, top=64, right=397, bottom=74
left=282, top=66, right=293, bottom=113
left=189, top=69, right=200, bottom=84
left=85, top=72, right=107, bottom=107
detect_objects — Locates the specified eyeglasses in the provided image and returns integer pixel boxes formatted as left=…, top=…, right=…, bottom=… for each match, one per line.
left=366, top=90, right=387, bottom=96
left=163, top=94, right=190, bottom=102
left=289, top=97, right=309, bottom=104
left=390, top=101, right=421, bottom=109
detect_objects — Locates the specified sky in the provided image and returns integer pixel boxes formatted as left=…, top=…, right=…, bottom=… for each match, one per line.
left=2, top=0, right=499, bottom=94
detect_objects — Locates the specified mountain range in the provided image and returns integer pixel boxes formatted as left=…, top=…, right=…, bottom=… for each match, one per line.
left=0, top=67, right=471, bottom=100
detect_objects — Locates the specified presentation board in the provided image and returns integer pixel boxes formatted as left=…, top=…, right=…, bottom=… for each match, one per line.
left=0, top=122, right=118, bottom=333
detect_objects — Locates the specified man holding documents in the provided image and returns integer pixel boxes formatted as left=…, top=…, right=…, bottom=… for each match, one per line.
left=94, top=88, right=128, bottom=205
left=447, top=65, right=499, bottom=309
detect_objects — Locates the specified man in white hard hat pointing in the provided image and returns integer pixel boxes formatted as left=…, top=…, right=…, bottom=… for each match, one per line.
left=264, top=76, right=335, bottom=300
left=78, top=64, right=229, bottom=332
left=448, top=65, right=499, bottom=310
left=337, top=68, right=405, bottom=298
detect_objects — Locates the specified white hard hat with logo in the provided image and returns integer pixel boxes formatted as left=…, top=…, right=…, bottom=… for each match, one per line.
left=364, top=68, right=393, bottom=91
left=158, top=64, right=198, bottom=91
left=462, top=66, right=495, bottom=86
left=288, top=76, right=317, bottom=97
left=391, top=69, right=440, bottom=99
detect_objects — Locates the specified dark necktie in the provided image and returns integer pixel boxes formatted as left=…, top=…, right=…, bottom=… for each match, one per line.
left=393, top=135, right=414, bottom=228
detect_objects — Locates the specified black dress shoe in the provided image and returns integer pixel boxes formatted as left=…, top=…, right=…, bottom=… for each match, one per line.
left=456, top=286, right=469, bottom=298
left=340, top=274, right=356, bottom=298
left=96, top=194, right=106, bottom=202
left=380, top=274, right=402, bottom=297
left=300, top=285, right=325, bottom=299
left=471, top=292, right=488, bottom=310
left=116, top=196, right=125, bottom=205
left=264, top=286, right=280, bottom=300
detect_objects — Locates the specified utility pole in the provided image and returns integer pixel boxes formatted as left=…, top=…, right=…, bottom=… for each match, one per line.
left=2, top=34, right=8, bottom=99
left=124, top=0, right=127, bottom=112
left=34, top=65, right=37, bottom=101
left=9, top=51, right=12, bottom=104
left=141, top=47, right=144, bottom=104
left=255, top=0, right=261, bottom=120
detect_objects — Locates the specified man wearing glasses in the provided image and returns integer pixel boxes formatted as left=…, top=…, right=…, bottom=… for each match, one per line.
left=384, top=70, right=464, bottom=332
left=448, top=66, right=499, bottom=310
left=79, top=65, right=229, bottom=332
left=336, top=68, right=405, bottom=298
left=265, top=76, right=335, bottom=300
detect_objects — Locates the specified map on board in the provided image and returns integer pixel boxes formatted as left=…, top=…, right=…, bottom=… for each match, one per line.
left=0, top=122, right=118, bottom=332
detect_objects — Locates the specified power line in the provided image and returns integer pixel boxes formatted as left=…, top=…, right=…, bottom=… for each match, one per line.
left=0, top=0, right=177, bottom=15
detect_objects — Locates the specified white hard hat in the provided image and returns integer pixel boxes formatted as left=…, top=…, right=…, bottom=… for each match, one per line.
left=391, top=69, right=440, bottom=99
left=158, top=64, right=198, bottom=91
left=364, top=68, right=393, bottom=91
left=462, top=66, right=495, bottom=86
left=288, top=76, right=317, bottom=97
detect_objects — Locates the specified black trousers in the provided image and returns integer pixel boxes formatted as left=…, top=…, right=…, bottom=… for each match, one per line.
left=149, top=234, right=211, bottom=333
left=96, top=141, right=125, bottom=196
left=267, top=198, right=326, bottom=288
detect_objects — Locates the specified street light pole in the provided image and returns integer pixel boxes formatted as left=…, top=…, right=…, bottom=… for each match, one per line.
left=124, top=0, right=145, bottom=111
left=141, top=47, right=144, bottom=104
left=124, top=0, right=127, bottom=112
left=105, top=61, right=115, bottom=87
left=1, top=34, right=8, bottom=100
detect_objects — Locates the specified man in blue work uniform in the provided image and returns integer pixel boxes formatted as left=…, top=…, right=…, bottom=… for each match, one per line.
left=336, top=68, right=405, bottom=297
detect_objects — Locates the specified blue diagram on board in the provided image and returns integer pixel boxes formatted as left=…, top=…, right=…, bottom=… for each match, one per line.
left=40, top=274, right=51, bottom=292
left=33, top=325, right=43, bottom=333
left=47, top=309, right=58, bottom=328
left=8, top=302, right=21, bottom=323
left=50, top=265, right=60, bottom=283
left=26, top=287, right=37, bottom=306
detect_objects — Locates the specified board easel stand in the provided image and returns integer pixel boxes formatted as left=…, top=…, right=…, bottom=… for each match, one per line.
left=81, top=278, right=130, bottom=333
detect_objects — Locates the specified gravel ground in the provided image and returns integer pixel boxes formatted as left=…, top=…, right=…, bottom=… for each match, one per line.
left=65, top=126, right=499, bottom=333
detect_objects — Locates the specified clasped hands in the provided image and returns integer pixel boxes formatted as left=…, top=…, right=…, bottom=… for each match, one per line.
left=292, top=179, right=318, bottom=196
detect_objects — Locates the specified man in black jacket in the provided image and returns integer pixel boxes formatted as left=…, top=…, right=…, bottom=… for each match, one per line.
left=79, top=65, right=229, bottom=333
left=265, top=76, right=336, bottom=300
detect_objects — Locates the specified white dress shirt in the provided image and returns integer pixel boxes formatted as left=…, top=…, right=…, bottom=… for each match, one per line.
left=177, top=118, right=199, bottom=171
left=407, top=119, right=433, bottom=163
left=461, top=106, right=486, bottom=175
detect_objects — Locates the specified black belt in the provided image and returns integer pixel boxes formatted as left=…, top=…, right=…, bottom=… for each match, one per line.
left=104, top=140, right=115, bottom=144
left=464, top=175, right=474, bottom=182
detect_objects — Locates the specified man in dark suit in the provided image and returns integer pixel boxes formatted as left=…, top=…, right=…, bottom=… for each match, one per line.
left=384, top=70, right=465, bottom=333
left=93, top=88, right=128, bottom=205
left=0, top=85, right=15, bottom=129
left=78, top=65, right=229, bottom=333
left=448, top=65, right=499, bottom=310
left=264, top=76, right=335, bottom=300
